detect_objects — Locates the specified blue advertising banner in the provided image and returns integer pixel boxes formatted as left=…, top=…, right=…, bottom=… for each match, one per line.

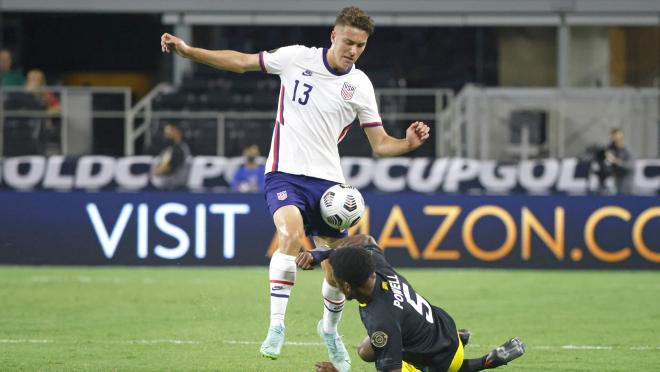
left=0, top=192, right=658, bottom=269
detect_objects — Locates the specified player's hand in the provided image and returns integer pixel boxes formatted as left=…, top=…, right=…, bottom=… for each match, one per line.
left=160, top=33, right=190, bottom=57
left=406, top=121, right=430, bottom=150
left=315, top=362, right=339, bottom=372
left=295, top=250, right=316, bottom=270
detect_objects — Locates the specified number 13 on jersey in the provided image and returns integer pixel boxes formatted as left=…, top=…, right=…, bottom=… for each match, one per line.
left=292, top=80, right=313, bottom=105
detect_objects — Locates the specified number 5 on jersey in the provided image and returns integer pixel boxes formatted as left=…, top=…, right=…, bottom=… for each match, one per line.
left=292, top=80, right=313, bottom=105
left=403, top=283, right=434, bottom=324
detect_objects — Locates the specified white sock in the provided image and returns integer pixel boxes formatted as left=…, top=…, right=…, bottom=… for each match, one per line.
left=322, top=279, right=345, bottom=334
left=269, top=251, right=297, bottom=328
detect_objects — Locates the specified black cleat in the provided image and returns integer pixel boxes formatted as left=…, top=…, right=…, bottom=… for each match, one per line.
left=483, top=337, right=525, bottom=368
left=458, top=329, right=471, bottom=347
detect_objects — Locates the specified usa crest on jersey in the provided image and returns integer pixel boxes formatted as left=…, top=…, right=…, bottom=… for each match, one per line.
left=341, top=82, right=356, bottom=100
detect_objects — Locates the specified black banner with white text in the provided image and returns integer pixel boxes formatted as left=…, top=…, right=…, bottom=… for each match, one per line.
left=0, top=156, right=658, bottom=195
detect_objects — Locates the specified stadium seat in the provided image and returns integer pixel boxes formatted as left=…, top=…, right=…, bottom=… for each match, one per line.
left=153, top=92, right=187, bottom=110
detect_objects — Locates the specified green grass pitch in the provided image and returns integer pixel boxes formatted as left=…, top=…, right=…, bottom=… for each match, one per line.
left=1, top=266, right=659, bottom=371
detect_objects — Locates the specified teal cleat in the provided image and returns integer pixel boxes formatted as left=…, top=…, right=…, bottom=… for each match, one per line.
left=260, top=324, right=285, bottom=359
left=317, top=320, right=351, bottom=372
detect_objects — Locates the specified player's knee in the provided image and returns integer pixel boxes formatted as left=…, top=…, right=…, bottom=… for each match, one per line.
left=281, top=228, right=304, bottom=243
left=357, top=336, right=375, bottom=362
left=278, top=228, right=305, bottom=254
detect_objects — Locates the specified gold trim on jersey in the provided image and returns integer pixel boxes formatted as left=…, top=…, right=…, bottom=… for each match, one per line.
left=400, top=331, right=464, bottom=372
left=401, top=361, right=420, bottom=372
left=448, top=332, right=465, bottom=372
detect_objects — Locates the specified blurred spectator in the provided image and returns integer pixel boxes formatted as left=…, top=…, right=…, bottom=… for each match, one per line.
left=231, top=144, right=265, bottom=193
left=25, top=69, right=60, bottom=114
left=25, top=69, right=62, bottom=154
left=592, top=128, right=632, bottom=195
left=605, top=129, right=632, bottom=194
left=0, top=49, right=25, bottom=86
left=153, top=123, right=191, bottom=190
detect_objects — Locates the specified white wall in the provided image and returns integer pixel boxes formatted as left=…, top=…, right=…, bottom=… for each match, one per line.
left=569, top=27, right=610, bottom=87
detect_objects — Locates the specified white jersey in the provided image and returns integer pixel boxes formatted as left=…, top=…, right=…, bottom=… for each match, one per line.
left=259, top=45, right=382, bottom=183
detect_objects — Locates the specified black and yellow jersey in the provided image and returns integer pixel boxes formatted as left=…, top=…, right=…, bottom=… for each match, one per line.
left=359, top=245, right=459, bottom=371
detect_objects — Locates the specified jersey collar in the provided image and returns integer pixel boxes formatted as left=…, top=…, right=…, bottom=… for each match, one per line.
left=322, top=48, right=353, bottom=76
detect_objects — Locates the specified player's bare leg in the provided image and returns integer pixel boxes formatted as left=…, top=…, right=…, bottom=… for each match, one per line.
left=314, top=236, right=351, bottom=372
left=315, top=236, right=344, bottom=335
left=260, top=205, right=306, bottom=359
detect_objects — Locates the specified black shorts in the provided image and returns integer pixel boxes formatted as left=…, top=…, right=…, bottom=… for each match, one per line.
left=407, top=306, right=461, bottom=372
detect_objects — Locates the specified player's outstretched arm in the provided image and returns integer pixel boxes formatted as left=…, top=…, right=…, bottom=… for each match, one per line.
left=364, top=121, right=430, bottom=157
left=160, top=33, right=261, bottom=73
left=295, top=234, right=377, bottom=269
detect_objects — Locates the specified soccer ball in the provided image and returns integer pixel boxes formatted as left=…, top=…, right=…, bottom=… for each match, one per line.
left=320, top=184, right=365, bottom=231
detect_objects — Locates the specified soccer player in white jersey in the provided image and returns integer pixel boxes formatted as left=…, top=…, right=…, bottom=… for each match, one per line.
left=161, top=7, right=430, bottom=371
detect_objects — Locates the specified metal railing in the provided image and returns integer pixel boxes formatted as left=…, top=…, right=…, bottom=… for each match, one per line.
left=125, top=83, right=174, bottom=155
left=375, top=88, right=454, bottom=157
left=124, top=86, right=455, bottom=157
left=441, top=85, right=660, bottom=160
left=0, top=86, right=131, bottom=156
left=6, top=84, right=656, bottom=161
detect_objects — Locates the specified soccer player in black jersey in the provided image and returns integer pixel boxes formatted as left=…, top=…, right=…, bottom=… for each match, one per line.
left=296, top=235, right=525, bottom=372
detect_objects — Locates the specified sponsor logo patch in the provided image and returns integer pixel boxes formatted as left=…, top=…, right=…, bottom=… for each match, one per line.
left=371, top=331, right=388, bottom=348
left=277, top=190, right=288, bottom=201
left=341, top=82, right=356, bottom=100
